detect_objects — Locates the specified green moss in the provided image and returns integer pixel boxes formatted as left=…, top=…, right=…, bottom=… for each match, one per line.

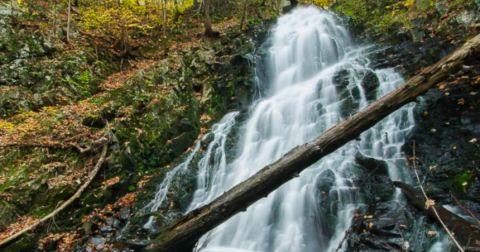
left=2, top=235, right=39, bottom=252
left=454, top=171, right=474, bottom=193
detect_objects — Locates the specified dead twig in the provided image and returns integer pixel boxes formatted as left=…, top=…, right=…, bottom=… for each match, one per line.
left=450, top=194, right=480, bottom=225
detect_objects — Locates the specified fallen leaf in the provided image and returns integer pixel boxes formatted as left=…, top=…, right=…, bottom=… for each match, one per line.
left=368, top=222, right=374, bottom=229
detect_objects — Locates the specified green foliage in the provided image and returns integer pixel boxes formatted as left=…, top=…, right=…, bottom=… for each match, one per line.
left=454, top=171, right=473, bottom=193
left=79, top=0, right=194, bottom=55
left=333, top=0, right=478, bottom=38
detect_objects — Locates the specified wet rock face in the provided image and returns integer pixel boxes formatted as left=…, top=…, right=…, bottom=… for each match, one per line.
left=348, top=202, right=415, bottom=251
left=360, top=71, right=380, bottom=101
left=332, top=67, right=379, bottom=118
left=405, top=61, right=480, bottom=205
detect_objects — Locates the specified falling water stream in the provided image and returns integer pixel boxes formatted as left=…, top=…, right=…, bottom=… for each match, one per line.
left=143, top=6, right=449, bottom=252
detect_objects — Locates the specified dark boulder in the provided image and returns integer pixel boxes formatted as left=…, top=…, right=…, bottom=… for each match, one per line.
left=354, top=151, right=389, bottom=175
left=360, top=71, right=380, bottom=101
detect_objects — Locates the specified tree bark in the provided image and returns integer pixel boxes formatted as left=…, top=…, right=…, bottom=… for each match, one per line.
left=239, top=0, right=248, bottom=31
left=66, top=0, right=72, bottom=43
left=143, top=34, right=480, bottom=252
left=203, top=0, right=218, bottom=37
left=163, top=0, right=168, bottom=56
left=394, top=181, right=480, bottom=250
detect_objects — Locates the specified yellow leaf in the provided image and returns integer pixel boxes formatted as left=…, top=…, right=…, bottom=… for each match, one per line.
left=404, top=0, right=415, bottom=8
left=368, top=222, right=374, bottom=229
left=427, top=230, right=436, bottom=236
left=437, top=83, right=446, bottom=90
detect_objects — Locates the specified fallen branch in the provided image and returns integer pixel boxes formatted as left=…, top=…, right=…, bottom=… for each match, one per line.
left=144, top=34, right=480, bottom=252
left=0, top=143, right=108, bottom=248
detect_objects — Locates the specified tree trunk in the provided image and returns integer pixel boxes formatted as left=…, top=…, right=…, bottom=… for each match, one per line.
left=143, top=34, right=480, bottom=252
left=203, top=0, right=218, bottom=37
left=394, top=181, right=480, bottom=250
left=163, top=0, right=168, bottom=56
left=173, top=0, right=179, bottom=23
left=66, top=0, right=71, bottom=43
left=239, top=0, right=248, bottom=31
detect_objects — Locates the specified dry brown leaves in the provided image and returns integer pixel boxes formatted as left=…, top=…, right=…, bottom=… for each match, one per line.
left=81, top=193, right=136, bottom=224
left=0, top=192, right=12, bottom=202
left=0, top=216, right=39, bottom=241
left=215, top=17, right=240, bottom=34
left=99, top=60, right=156, bottom=91
left=45, top=168, right=87, bottom=190
left=0, top=102, right=105, bottom=150
left=38, top=232, right=81, bottom=251
left=137, top=175, right=153, bottom=189
left=101, top=176, right=120, bottom=188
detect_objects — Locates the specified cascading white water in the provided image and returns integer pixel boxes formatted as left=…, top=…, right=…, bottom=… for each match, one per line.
left=142, top=112, right=239, bottom=230
left=144, top=6, right=448, bottom=252
left=186, top=7, right=416, bottom=252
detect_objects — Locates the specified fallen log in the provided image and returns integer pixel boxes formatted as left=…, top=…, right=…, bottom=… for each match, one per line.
left=394, top=181, right=480, bottom=250
left=144, top=34, right=480, bottom=252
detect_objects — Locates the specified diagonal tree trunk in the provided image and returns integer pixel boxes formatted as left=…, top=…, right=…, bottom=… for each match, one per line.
left=143, top=34, right=480, bottom=252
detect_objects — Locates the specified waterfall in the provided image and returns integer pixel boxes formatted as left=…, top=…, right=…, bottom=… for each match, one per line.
left=144, top=6, right=448, bottom=252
